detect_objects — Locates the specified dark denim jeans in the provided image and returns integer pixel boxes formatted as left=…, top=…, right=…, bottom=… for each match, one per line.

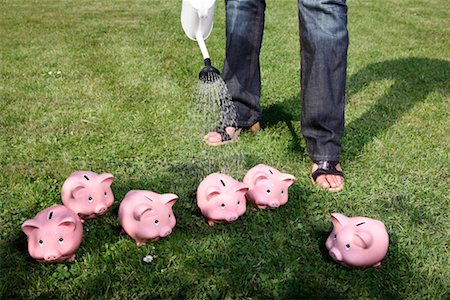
left=222, top=0, right=348, bottom=161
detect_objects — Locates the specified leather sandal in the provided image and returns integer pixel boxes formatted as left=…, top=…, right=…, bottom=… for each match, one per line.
left=204, top=122, right=260, bottom=146
left=311, top=160, right=344, bottom=192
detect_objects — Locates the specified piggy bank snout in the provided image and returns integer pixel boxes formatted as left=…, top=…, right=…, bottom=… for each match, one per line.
left=269, top=201, right=280, bottom=208
left=329, top=248, right=342, bottom=262
left=160, top=226, right=172, bottom=237
left=45, top=251, right=61, bottom=262
left=227, top=214, right=238, bottom=222
left=95, top=204, right=107, bottom=214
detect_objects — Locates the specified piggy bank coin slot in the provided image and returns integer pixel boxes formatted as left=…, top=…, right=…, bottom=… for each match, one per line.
left=48, top=212, right=53, bottom=220
left=220, top=179, right=226, bottom=187
left=356, top=222, right=366, bottom=227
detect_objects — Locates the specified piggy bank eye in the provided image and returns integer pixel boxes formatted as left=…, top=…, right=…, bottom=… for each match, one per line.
left=333, top=234, right=337, bottom=241
left=104, top=192, right=107, bottom=197
left=58, top=237, right=64, bottom=244
left=281, top=190, right=285, bottom=195
left=266, top=189, right=271, bottom=195
left=221, top=203, right=225, bottom=209
left=237, top=201, right=240, bottom=206
left=154, top=220, right=159, bottom=226
left=168, top=214, right=171, bottom=218
left=88, top=196, right=93, bottom=203
left=38, top=240, right=44, bottom=246
left=345, top=244, right=351, bottom=251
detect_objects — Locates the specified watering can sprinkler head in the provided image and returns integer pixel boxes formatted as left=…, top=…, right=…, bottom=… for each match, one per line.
left=199, top=58, right=220, bottom=82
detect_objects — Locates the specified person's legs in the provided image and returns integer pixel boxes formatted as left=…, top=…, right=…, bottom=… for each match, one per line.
left=223, top=0, right=265, bottom=128
left=205, top=0, right=265, bottom=144
left=298, top=0, right=348, bottom=191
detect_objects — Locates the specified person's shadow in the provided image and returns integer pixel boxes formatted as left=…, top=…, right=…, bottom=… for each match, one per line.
left=262, top=57, right=449, bottom=298
left=263, top=57, right=450, bottom=160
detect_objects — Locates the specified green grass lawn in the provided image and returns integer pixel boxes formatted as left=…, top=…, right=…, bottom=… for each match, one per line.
left=1, top=0, right=449, bottom=298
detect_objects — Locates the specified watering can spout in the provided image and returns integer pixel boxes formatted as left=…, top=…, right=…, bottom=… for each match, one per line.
left=182, top=0, right=221, bottom=80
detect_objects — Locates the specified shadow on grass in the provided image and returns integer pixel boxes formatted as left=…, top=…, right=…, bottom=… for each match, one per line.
left=259, top=56, right=449, bottom=297
left=262, top=96, right=304, bottom=154
left=3, top=57, right=448, bottom=299
left=283, top=230, right=417, bottom=299
left=263, top=57, right=450, bottom=161
left=343, top=57, right=449, bottom=161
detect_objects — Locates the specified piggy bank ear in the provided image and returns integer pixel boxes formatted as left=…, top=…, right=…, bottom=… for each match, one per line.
left=71, top=182, right=86, bottom=199
left=353, top=230, right=374, bottom=249
left=331, top=213, right=347, bottom=230
left=281, top=173, right=296, bottom=187
left=252, top=172, right=269, bottom=186
left=99, top=173, right=114, bottom=186
left=133, top=203, right=154, bottom=221
left=205, top=186, right=221, bottom=201
left=22, top=220, right=40, bottom=236
left=160, top=193, right=178, bottom=209
left=234, top=183, right=249, bottom=197
left=58, top=217, right=78, bottom=232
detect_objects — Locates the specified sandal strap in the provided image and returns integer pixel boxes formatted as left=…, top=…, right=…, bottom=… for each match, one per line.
left=311, top=161, right=344, bottom=182
left=214, top=127, right=232, bottom=142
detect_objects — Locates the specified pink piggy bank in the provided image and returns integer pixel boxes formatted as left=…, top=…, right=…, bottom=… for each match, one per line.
left=197, top=173, right=249, bottom=226
left=243, top=164, right=296, bottom=209
left=21, top=204, right=83, bottom=263
left=118, top=190, right=178, bottom=246
left=326, top=213, right=389, bottom=268
left=61, top=171, right=114, bottom=220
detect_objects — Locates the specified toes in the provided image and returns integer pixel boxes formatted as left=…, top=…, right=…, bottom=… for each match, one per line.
left=316, top=175, right=331, bottom=189
left=326, top=175, right=339, bottom=188
left=204, top=132, right=221, bottom=143
left=326, top=175, right=344, bottom=189
left=204, top=127, right=236, bottom=143
left=334, top=175, right=344, bottom=187
left=225, top=127, right=236, bottom=137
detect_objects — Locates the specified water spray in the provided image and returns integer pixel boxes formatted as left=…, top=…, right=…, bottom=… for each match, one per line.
left=180, top=0, right=245, bottom=178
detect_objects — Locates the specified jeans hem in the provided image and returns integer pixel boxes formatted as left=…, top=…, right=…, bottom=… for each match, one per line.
left=236, top=117, right=261, bottom=128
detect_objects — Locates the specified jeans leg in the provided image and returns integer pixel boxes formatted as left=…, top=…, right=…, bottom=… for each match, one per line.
left=298, top=0, right=349, bottom=161
left=223, top=0, right=266, bottom=128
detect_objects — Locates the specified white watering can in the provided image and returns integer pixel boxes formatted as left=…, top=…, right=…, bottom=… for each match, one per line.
left=181, top=0, right=220, bottom=81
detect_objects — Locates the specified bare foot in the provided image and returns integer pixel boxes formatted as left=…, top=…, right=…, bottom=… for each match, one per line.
left=311, top=163, right=344, bottom=192
left=204, top=127, right=240, bottom=146
left=204, top=122, right=260, bottom=146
